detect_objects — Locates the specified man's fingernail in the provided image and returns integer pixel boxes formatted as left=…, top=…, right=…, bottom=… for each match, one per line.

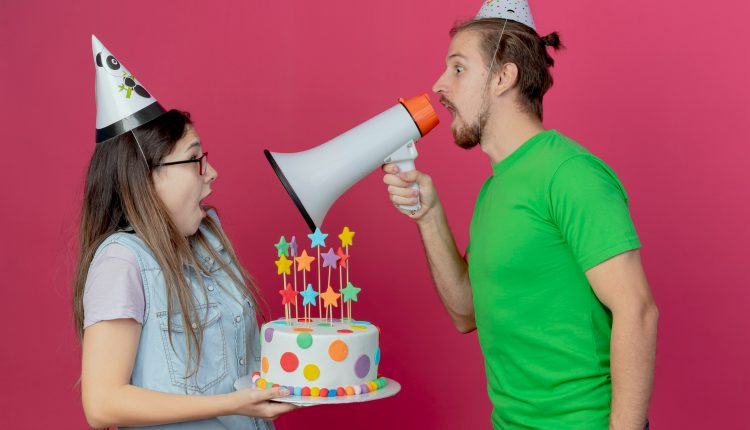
left=280, top=388, right=290, bottom=396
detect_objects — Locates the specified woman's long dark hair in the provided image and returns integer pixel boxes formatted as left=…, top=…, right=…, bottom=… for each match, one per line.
left=74, top=110, right=266, bottom=376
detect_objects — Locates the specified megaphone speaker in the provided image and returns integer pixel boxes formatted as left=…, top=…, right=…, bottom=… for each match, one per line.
left=265, top=94, right=439, bottom=231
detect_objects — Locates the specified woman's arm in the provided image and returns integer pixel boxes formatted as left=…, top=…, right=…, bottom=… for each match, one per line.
left=82, top=318, right=295, bottom=429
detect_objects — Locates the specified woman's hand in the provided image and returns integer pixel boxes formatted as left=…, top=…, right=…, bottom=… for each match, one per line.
left=226, top=387, right=298, bottom=421
left=382, top=163, right=440, bottom=223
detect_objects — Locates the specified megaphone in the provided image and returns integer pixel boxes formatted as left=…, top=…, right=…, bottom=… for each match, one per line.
left=265, top=94, right=439, bottom=232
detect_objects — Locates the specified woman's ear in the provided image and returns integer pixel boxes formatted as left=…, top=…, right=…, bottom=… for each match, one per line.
left=493, top=62, right=519, bottom=96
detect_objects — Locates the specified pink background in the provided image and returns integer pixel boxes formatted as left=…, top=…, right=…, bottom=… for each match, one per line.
left=2, top=0, right=749, bottom=428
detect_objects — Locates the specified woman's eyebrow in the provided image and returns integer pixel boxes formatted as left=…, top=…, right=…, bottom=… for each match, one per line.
left=184, top=141, right=201, bottom=152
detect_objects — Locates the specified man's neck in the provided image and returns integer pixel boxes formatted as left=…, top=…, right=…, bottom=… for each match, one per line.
left=480, top=109, right=545, bottom=165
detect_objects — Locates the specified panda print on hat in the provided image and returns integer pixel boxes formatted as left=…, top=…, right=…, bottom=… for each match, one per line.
left=92, top=35, right=166, bottom=143
left=476, top=0, right=536, bottom=30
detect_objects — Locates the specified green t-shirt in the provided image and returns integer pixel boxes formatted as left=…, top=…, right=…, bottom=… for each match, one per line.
left=468, top=130, right=641, bottom=429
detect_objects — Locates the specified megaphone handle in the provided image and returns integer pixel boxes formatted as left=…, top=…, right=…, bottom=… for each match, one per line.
left=395, top=160, right=421, bottom=211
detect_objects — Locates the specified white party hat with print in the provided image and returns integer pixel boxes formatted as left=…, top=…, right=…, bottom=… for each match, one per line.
left=92, top=35, right=166, bottom=143
left=476, top=0, right=536, bottom=30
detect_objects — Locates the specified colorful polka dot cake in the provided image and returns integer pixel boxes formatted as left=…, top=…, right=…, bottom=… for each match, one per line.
left=254, top=318, right=386, bottom=396
left=256, top=227, right=390, bottom=398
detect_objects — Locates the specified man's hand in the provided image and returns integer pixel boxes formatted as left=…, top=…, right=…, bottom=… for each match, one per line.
left=382, top=163, right=439, bottom=222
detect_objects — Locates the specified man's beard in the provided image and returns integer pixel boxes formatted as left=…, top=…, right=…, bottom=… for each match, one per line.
left=443, top=96, right=490, bottom=150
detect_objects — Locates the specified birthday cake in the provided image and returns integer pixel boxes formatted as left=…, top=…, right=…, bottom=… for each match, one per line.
left=251, top=227, right=389, bottom=397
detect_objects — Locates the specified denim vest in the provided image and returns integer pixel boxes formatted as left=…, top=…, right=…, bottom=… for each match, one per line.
left=93, top=218, right=272, bottom=430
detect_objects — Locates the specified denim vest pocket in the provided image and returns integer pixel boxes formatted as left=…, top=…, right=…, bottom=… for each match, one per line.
left=157, top=303, right=229, bottom=393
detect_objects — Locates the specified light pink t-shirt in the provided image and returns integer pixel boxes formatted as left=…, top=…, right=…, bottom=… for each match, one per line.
left=82, top=243, right=145, bottom=329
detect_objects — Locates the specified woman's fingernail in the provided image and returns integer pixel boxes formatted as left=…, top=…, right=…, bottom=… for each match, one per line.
left=280, top=388, right=290, bottom=396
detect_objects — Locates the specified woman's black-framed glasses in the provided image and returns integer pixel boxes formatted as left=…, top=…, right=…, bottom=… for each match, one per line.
left=154, top=152, right=209, bottom=175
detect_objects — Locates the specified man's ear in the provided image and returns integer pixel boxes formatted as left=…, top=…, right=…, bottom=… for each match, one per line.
left=493, top=62, right=519, bottom=96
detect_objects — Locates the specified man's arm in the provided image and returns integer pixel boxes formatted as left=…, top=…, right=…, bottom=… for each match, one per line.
left=586, top=249, right=658, bottom=430
left=383, top=164, right=476, bottom=333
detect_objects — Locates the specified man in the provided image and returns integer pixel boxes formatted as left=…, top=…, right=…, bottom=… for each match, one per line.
left=383, top=2, right=658, bottom=429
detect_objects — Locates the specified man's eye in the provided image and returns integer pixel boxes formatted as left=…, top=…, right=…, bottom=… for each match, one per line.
left=455, top=66, right=465, bottom=74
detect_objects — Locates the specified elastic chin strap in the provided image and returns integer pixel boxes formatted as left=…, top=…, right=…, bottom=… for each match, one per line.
left=482, top=18, right=509, bottom=94
left=131, top=130, right=151, bottom=172
left=477, top=18, right=509, bottom=139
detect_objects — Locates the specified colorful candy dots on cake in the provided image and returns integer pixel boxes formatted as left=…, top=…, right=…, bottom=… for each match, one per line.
left=319, top=388, right=329, bottom=397
left=360, top=384, right=369, bottom=394
left=293, top=327, right=313, bottom=332
left=336, top=387, right=346, bottom=396
left=303, top=364, right=320, bottom=381
left=328, top=339, right=349, bottom=361
left=257, top=378, right=267, bottom=389
left=264, top=327, right=274, bottom=342
left=354, top=354, right=371, bottom=378
left=280, top=352, right=299, bottom=372
left=345, top=386, right=355, bottom=396
left=375, top=347, right=381, bottom=365
left=296, top=332, right=313, bottom=349
left=337, top=329, right=353, bottom=334
left=311, top=387, right=320, bottom=397
left=261, top=356, right=269, bottom=373
left=376, top=377, right=388, bottom=388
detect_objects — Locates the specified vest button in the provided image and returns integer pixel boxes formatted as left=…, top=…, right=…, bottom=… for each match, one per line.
left=207, top=285, right=214, bottom=292
left=239, top=358, right=246, bottom=365
left=191, top=322, right=198, bottom=329
left=235, top=316, right=241, bottom=323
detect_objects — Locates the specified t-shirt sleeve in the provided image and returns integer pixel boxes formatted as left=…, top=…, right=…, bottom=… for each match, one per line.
left=83, top=243, right=145, bottom=329
left=548, top=154, right=641, bottom=272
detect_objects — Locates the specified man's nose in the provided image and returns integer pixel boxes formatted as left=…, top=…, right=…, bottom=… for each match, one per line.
left=432, top=71, right=447, bottom=94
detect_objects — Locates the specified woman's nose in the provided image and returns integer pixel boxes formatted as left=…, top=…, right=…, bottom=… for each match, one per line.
left=205, top=162, right=218, bottom=182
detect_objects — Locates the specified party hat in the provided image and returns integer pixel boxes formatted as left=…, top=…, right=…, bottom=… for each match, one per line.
left=92, top=35, right=165, bottom=143
left=476, top=0, right=535, bottom=30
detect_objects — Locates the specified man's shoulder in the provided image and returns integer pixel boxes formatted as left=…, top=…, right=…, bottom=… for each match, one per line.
left=530, top=130, right=591, bottom=164
left=511, top=130, right=593, bottom=184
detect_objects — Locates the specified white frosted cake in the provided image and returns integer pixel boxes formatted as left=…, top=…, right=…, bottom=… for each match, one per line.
left=252, top=318, right=386, bottom=397
left=256, top=228, right=389, bottom=398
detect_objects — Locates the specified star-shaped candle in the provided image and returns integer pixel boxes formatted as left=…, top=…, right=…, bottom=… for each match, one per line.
left=341, top=282, right=361, bottom=303
left=308, top=227, right=328, bottom=248
left=279, top=283, right=298, bottom=305
left=279, top=282, right=298, bottom=321
left=300, top=284, right=319, bottom=307
left=320, top=285, right=341, bottom=309
left=338, top=226, right=355, bottom=248
left=335, top=247, right=350, bottom=269
left=308, top=228, right=327, bottom=317
left=275, top=254, right=292, bottom=275
left=321, top=247, right=341, bottom=269
left=288, top=235, right=299, bottom=318
left=274, top=236, right=290, bottom=257
left=295, top=250, right=315, bottom=272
